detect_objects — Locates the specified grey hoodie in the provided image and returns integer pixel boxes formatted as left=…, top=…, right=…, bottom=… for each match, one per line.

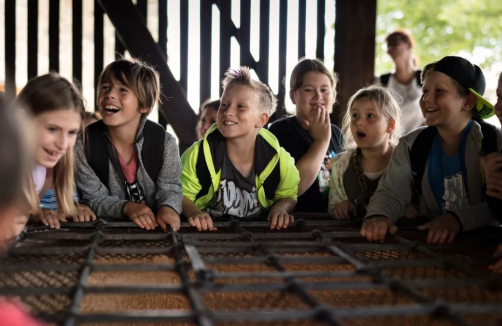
left=74, top=117, right=183, bottom=218
left=365, top=120, right=501, bottom=231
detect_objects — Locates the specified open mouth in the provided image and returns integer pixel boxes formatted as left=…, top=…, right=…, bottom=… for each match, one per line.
left=425, top=108, right=439, bottom=113
left=103, top=105, right=121, bottom=115
left=223, top=121, right=237, bottom=126
left=357, top=131, right=366, bottom=138
left=44, top=148, right=61, bottom=160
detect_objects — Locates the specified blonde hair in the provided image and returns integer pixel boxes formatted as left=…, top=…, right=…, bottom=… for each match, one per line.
left=15, top=73, right=85, bottom=216
left=290, top=58, right=338, bottom=96
left=97, top=58, right=161, bottom=115
left=222, top=67, right=276, bottom=115
left=342, top=85, right=402, bottom=151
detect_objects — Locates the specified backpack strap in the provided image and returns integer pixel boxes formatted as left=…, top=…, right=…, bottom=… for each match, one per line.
left=380, top=73, right=391, bottom=87
left=195, top=142, right=212, bottom=201
left=474, top=117, right=498, bottom=155
left=140, top=120, right=166, bottom=182
left=84, top=120, right=110, bottom=186
left=263, top=164, right=281, bottom=201
left=409, top=127, right=438, bottom=196
left=254, top=134, right=281, bottom=201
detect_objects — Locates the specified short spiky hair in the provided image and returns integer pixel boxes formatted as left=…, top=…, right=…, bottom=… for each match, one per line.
left=221, top=67, right=276, bottom=115
left=97, top=58, right=161, bottom=115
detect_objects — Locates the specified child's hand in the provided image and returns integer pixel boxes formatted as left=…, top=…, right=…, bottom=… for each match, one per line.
left=306, top=106, right=331, bottom=141
left=123, top=202, right=157, bottom=230
left=481, top=152, right=502, bottom=200
left=404, top=204, right=419, bottom=219
left=33, top=209, right=66, bottom=229
left=156, top=206, right=181, bottom=232
left=70, top=204, right=97, bottom=222
left=489, top=244, right=502, bottom=273
left=332, top=200, right=356, bottom=220
left=268, top=207, right=294, bottom=230
left=187, top=211, right=216, bottom=231
left=360, top=216, right=397, bottom=242
left=417, top=213, right=460, bottom=244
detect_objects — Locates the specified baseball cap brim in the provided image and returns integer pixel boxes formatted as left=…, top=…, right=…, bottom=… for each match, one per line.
left=469, top=88, right=494, bottom=119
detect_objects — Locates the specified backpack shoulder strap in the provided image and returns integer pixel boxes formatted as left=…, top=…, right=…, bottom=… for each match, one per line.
left=380, top=73, right=391, bottom=87
left=409, top=127, right=438, bottom=196
left=263, top=162, right=281, bottom=201
left=195, top=141, right=212, bottom=201
left=415, top=70, right=423, bottom=87
left=141, top=120, right=166, bottom=182
left=85, top=120, right=110, bottom=186
left=474, top=117, right=498, bottom=154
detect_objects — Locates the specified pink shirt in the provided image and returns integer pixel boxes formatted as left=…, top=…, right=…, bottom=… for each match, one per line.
left=115, top=147, right=145, bottom=205
left=32, top=164, right=46, bottom=195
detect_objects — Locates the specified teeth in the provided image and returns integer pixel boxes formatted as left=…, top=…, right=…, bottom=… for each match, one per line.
left=426, top=108, right=439, bottom=112
left=104, top=105, right=120, bottom=112
left=224, top=121, right=237, bottom=126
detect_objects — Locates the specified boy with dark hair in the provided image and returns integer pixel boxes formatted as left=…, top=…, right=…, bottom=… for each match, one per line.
left=361, top=56, right=501, bottom=243
left=181, top=67, right=299, bottom=231
left=75, top=58, right=183, bottom=231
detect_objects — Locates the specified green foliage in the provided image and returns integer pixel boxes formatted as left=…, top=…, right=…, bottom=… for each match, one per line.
left=375, top=0, right=502, bottom=75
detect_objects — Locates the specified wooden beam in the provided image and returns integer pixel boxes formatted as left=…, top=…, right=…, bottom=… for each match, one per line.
left=333, top=0, right=377, bottom=126
left=316, top=0, right=325, bottom=61
left=298, top=0, right=306, bottom=60
left=5, top=0, right=16, bottom=101
left=179, top=0, right=188, bottom=93
left=274, top=0, right=288, bottom=121
left=257, top=0, right=270, bottom=85
left=73, top=0, right=83, bottom=86
left=49, top=0, right=60, bottom=71
left=94, top=0, right=104, bottom=95
left=200, top=0, right=212, bottom=103
left=96, top=0, right=197, bottom=152
left=219, top=0, right=231, bottom=93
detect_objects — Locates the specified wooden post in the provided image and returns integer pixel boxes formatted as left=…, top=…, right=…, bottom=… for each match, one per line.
left=333, top=0, right=377, bottom=126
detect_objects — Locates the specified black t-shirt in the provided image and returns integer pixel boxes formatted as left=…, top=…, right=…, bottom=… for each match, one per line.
left=268, top=116, right=344, bottom=212
left=207, top=155, right=263, bottom=218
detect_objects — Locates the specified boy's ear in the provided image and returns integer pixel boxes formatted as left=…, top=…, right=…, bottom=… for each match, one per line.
left=386, top=118, right=396, bottom=133
left=255, top=112, right=270, bottom=129
left=139, top=107, right=149, bottom=114
left=289, top=90, right=296, bottom=105
left=462, top=93, right=477, bottom=112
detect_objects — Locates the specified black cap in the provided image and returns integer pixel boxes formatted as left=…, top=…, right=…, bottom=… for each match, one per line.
left=430, top=56, right=494, bottom=119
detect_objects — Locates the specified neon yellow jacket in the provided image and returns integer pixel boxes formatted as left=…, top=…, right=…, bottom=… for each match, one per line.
left=181, top=124, right=299, bottom=211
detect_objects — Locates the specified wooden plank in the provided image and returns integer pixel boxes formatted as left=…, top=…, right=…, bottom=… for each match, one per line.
left=219, top=0, right=231, bottom=94
left=97, top=0, right=197, bottom=152
left=49, top=0, right=60, bottom=71
left=5, top=0, right=16, bottom=100
left=298, top=0, right=306, bottom=59
left=200, top=0, right=212, bottom=102
left=239, top=0, right=251, bottom=66
left=316, top=0, right=325, bottom=60
left=158, top=0, right=168, bottom=126
left=73, top=0, right=83, bottom=85
left=333, top=0, right=377, bottom=126
left=27, top=0, right=38, bottom=79
left=94, top=0, right=104, bottom=92
left=257, top=0, right=270, bottom=85
left=179, top=0, right=188, bottom=93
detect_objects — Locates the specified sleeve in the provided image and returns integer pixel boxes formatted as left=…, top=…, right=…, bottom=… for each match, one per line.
left=364, top=139, right=414, bottom=223
left=273, top=148, right=300, bottom=202
left=74, top=136, right=129, bottom=218
left=452, top=202, right=497, bottom=231
left=180, top=141, right=203, bottom=202
left=328, top=153, right=349, bottom=214
left=155, top=133, right=183, bottom=215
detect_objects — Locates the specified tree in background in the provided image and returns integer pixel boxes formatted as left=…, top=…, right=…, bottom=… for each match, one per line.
left=375, top=0, right=502, bottom=76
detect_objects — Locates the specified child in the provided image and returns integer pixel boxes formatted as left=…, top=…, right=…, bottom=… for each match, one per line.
left=361, top=56, right=501, bottom=243
left=15, top=73, right=89, bottom=229
left=181, top=67, right=299, bottom=231
left=197, top=99, right=219, bottom=140
left=329, top=85, right=406, bottom=219
left=269, top=58, right=343, bottom=212
left=75, top=58, right=183, bottom=231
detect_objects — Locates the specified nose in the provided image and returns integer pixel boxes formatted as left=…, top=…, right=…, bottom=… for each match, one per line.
left=55, top=134, right=69, bottom=151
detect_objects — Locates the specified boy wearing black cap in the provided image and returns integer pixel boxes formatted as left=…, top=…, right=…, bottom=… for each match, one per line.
left=360, top=56, right=501, bottom=243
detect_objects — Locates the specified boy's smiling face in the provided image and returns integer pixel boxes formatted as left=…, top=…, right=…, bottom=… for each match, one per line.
left=97, top=76, right=148, bottom=129
left=420, top=71, right=474, bottom=129
left=217, top=85, right=269, bottom=142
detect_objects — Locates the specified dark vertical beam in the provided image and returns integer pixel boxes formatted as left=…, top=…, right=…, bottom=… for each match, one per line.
left=49, top=0, right=60, bottom=71
left=219, top=0, right=231, bottom=94
left=316, top=0, right=325, bottom=61
left=94, top=1, right=104, bottom=96
left=298, top=0, right=306, bottom=59
left=239, top=0, right=251, bottom=66
left=257, top=0, right=269, bottom=85
left=73, top=0, right=83, bottom=85
left=115, top=35, right=125, bottom=59
left=333, top=0, right=377, bottom=126
left=28, top=0, right=38, bottom=80
left=158, top=0, right=168, bottom=126
left=179, top=0, right=189, bottom=93
left=200, top=0, right=212, bottom=102
left=158, top=0, right=168, bottom=57
left=275, top=0, right=288, bottom=120
left=5, top=0, right=16, bottom=100
left=136, top=0, right=147, bottom=18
